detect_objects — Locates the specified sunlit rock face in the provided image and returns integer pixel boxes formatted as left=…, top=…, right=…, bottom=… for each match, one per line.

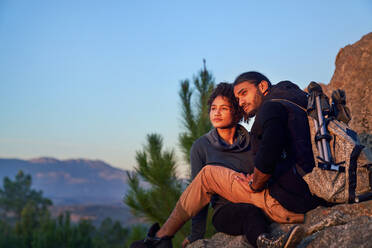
left=323, top=33, right=372, bottom=150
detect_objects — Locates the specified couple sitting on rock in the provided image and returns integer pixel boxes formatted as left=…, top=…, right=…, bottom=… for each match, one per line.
left=131, top=71, right=325, bottom=248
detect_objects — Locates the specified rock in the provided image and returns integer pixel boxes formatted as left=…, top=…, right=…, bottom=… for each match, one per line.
left=269, top=200, right=372, bottom=247
left=359, top=133, right=372, bottom=160
left=298, top=216, right=372, bottom=248
left=325, top=32, right=372, bottom=134
left=188, top=200, right=372, bottom=248
left=189, top=232, right=253, bottom=248
left=321, top=32, right=372, bottom=151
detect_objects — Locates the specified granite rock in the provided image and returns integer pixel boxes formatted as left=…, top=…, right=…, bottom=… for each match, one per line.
left=188, top=200, right=372, bottom=248
left=321, top=32, right=372, bottom=153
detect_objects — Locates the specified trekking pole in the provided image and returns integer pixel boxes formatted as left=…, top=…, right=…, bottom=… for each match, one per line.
left=308, top=82, right=332, bottom=163
left=315, top=95, right=331, bottom=162
left=308, top=83, right=325, bottom=160
left=312, top=118, right=324, bottom=160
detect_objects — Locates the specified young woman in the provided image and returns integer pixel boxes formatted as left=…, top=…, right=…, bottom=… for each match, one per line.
left=131, top=83, right=302, bottom=248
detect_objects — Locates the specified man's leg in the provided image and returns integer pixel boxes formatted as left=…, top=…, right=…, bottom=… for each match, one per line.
left=157, top=165, right=303, bottom=238
left=178, top=165, right=304, bottom=223
left=212, top=203, right=269, bottom=248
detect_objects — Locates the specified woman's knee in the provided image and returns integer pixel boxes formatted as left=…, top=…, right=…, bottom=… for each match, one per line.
left=201, top=164, right=226, bottom=176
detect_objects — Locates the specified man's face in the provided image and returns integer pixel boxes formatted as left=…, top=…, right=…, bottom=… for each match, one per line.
left=234, top=81, right=264, bottom=118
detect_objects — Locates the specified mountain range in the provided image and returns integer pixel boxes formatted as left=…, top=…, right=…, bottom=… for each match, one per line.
left=0, top=157, right=130, bottom=206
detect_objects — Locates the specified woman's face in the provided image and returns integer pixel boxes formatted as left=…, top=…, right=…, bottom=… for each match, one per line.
left=209, top=95, right=235, bottom=128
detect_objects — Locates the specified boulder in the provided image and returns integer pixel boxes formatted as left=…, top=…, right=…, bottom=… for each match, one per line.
left=188, top=200, right=372, bottom=247
left=189, top=232, right=252, bottom=248
left=326, top=32, right=372, bottom=135
left=321, top=32, right=372, bottom=153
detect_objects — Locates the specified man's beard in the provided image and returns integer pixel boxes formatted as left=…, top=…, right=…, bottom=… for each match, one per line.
left=246, top=110, right=256, bottom=118
left=244, top=90, right=263, bottom=118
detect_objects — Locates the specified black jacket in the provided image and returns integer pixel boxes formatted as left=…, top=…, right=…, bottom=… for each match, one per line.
left=251, top=81, right=322, bottom=213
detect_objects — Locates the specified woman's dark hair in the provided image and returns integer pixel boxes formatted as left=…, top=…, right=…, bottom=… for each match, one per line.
left=207, top=82, right=245, bottom=123
left=233, top=71, right=272, bottom=87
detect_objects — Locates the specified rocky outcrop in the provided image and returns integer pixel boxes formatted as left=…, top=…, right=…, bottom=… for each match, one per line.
left=321, top=32, right=372, bottom=152
left=189, top=233, right=251, bottom=248
left=326, top=32, right=372, bottom=134
left=188, top=200, right=372, bottom=247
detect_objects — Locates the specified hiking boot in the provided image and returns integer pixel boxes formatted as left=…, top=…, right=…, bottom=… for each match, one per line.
left=130, top=223, right=173, bottom=248
left=256, top=225, right=304, bottom=248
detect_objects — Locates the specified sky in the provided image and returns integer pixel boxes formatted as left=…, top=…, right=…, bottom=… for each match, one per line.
left=0, top=0, right=371, bottom=176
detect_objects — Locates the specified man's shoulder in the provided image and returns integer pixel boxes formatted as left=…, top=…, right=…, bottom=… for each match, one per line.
left=250, top=101, right=288, bottom=130
left=258, top=100, right=287, bottom=118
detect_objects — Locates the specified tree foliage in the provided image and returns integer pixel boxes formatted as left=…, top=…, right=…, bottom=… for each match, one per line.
left=124, top=61, right=217, bottom=246
left=125, top=134, right=183, bottom=222
left=0, top=171, right=131, bottom=248
left=124, top=133, right=189, bottom=246
left=179, top=59, right=215, bottom=163
left=0, top=170, right=52, bottom=221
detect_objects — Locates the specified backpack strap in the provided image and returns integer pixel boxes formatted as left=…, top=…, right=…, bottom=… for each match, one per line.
left=349, top=144, right=364, bottom=203
left=270, top=99, right=307, bottom=112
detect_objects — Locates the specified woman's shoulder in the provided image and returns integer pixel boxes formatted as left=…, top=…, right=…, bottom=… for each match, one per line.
left=191, top=133, right=210, bottom=151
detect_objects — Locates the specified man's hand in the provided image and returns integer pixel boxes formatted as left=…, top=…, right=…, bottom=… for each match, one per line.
left=182, top=237, right=190, bottom=248
left=252, top=167, right=271, bottom=191
left=234, top=169, right=270, bottom=193
left=234, top=173, right=253, bottom=183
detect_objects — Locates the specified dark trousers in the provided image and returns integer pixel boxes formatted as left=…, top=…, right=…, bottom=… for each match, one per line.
left=212, top=203, right=269, bottom=248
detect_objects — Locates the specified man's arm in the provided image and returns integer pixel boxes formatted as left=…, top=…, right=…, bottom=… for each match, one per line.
left=251, top=102, right=288, bottom=190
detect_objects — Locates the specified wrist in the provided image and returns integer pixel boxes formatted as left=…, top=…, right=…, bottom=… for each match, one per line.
left=248, top=179, right=261, bottom=192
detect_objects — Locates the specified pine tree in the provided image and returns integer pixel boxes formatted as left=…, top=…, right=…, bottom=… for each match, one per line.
left=124, top=133, right=188, bottom=246
left=179, top=59, right=215, bottom=164
left=124, top=61, right=216, bottom=246
left=0, top=170, right=52, bottom=221
left=125, top=134, right=182, bottom=222
left=178, top=60, right=216, bottom=238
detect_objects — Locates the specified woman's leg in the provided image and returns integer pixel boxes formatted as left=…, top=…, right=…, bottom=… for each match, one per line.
left=212, top=203, right=269, bottom=248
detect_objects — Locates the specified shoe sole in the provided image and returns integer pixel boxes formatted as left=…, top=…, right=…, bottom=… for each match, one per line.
left=283, top=225, right=305, bottom=248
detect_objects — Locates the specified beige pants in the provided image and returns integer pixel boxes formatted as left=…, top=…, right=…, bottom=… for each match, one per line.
left=178, top=165, right=304, bottom=224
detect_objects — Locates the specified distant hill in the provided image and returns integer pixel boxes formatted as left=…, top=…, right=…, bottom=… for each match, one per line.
left=49, top=203, right=143, bottom=227
left=0, top=157, right=130, bottom=205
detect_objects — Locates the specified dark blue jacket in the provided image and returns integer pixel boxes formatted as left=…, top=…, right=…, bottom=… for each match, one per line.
left=188, top=124, right=254, bottom=242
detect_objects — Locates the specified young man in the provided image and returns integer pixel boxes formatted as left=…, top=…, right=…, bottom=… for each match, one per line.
left=232, top=72, right=322, bottom=214
left=132, top=72, right=320, bottom=248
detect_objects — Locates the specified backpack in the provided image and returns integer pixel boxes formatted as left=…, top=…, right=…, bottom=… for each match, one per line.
left=275, top=82, right=372, bottom=203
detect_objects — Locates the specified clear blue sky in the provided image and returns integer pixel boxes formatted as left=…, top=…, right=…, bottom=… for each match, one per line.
left=1, top=0, right=371, bottom=176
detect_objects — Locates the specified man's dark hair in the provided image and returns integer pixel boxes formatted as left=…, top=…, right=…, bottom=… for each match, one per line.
left=233, top=71, right=272, bottom=87
left=207, top=82, right=244, bottom=123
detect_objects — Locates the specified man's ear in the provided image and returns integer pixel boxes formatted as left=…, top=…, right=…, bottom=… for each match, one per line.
left=258, top=80, right=269, bottom=95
